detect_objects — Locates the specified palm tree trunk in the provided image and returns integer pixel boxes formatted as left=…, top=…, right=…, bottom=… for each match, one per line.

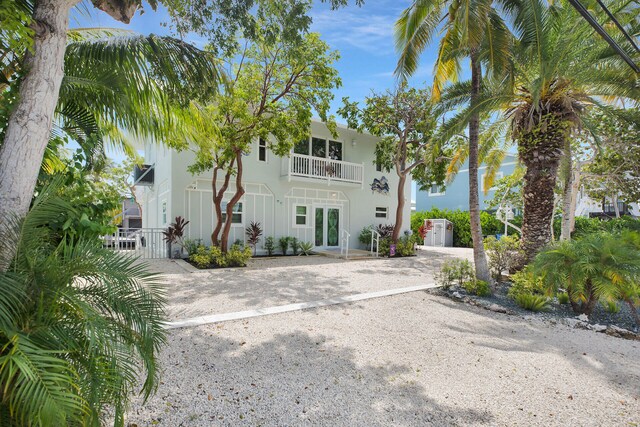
left=560, top=140, right=573, bottom=240
left=468, top=52, right=491, bottom=284
left=0, top=0, right=77, bottom=271
left=391, top=173, right=407, bottom=242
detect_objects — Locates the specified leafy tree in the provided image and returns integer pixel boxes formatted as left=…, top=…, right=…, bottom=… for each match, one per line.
left=0, top=185, right=166, bottom=426
left=188, top=0, right=340, bottom=251
left=394, top=0, right=513, bottom=283
left=338, top=85, right=446, bottom=242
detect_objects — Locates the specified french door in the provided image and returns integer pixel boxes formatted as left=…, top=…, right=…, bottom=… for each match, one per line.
left=314, top=206, right=341, bottom=247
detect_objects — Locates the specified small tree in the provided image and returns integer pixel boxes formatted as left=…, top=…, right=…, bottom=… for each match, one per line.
left=338, top=84, right=445, bottom=242
left=188, top=1, right=340, bottom=251
left=245, top=221, right=263, bottom=256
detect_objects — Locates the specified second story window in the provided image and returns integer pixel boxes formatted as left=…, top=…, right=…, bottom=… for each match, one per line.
left=294, top=138, right=310, bottom=155
left=328, top=140, right=342, bottom=161
left=311, top=137, right=326, bottom=158
left=428, top=184, right=446, bottom=196
left=375, top=207, right=388, bottom=219
left=258, top=138, right=267, bottom=162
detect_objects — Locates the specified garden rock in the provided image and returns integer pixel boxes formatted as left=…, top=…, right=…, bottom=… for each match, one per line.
left=452, top=291, right=463, bottom=300
left=605, top=326, right=640, bottom=341
left=576, top=314, right=589, bottom=322
left=590, top=324, right=607, bottom=333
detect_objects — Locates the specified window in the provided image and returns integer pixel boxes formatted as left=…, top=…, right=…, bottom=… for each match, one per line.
left=311, top=137, right=326, bottom=158
left=221, top=202, right=243, bottom=224
left=258, top=138, right=267, bottom=162
left=481, top=172, right=504, bottom=192
left=161, top=200, right=167, bottom=224
left=328, top=140, right=343, bottom=161
left=294, top=205, right=308, bottom=226
left=294, top=138, right=309, bottom=155
left=375, top=207, right=388, bottom=219
left=428, top=184, right=445, bottom=196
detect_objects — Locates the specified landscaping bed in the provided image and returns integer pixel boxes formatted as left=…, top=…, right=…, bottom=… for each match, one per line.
left=428, top=282, right=640, bottom=339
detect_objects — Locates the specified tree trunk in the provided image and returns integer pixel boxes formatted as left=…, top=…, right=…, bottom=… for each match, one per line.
left=568, top=168, right=581, bottom=234
left=468, top=52, right=491, bottom=284
left=211, top=159, right=234, bottom=246
left=612, top=194, right=620, bottom=218
left=391, top=173, right=407, bottom=242
left=560, top=140, right=573, bottom=240
left=0, top=0, right=77, bottom=270
left=220, top=151, right=245, bottom=252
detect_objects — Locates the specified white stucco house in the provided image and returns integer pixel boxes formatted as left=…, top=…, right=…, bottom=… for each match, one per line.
left=135, top=120, right=411, bottom=252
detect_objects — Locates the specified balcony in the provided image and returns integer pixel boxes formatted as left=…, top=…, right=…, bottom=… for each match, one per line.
left=284, top=153, right=364, bottom=186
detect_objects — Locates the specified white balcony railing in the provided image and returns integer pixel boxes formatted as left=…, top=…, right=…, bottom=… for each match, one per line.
left=287, top=153, right=364, bottom=185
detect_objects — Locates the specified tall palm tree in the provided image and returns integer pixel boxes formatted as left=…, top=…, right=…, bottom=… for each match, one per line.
left=395, top=0, right=513, bottom=283
left=504, top=0, right=639, bottom=262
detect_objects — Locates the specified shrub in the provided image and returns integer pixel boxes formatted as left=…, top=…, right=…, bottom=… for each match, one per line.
left=531, top=232, right=640, bottom=317
left=376, top=224, right=394, bottom=239
left=182, top=239, right=200, bottom=257
left=290, top=237, right=300, bottom=255
left=396, top=236, right=416, bottom=256
left=557, top=292, right=570, bottom=305
left=358, top=225, right=374, bottom=250
left=298, top=241, right=314, bottom=256
left=226, top=244, right=253, bottom=267
left=163, top=216, right=191, bottom=258
left=436, top=259, right=475, bottom=289
left=278, top=236, right=290, bottom=255
left=411, top=209, right=504, bottom=248
left=514, top=294, right=550, bottom=312
left=484, top=235, right=523, bottom=281
left=507, top=268, right=546, bottom=299
left=209, top=245, right=226, bottom=267
left=190, top=245, right=212, bottom=269
left=264, top=236, right=275, bottom=256
left=379, top=237, right=391, bottom=257
left=245, top=221, right=263, bottom=255
left=603, top=300, right=621, bottom=314
left=464, top=280, right=491, bottom=297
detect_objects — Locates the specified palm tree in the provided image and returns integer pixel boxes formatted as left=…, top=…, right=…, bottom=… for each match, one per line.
left=395, top=0, right=513, bottom=284
left=0, top=184, right=166, bottom=426
left=504, top=0, right=639, bottom=262
left=0, top=25, right=221, bottom=267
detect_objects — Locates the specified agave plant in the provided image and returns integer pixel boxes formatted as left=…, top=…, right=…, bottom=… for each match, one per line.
left=532, top=232, right=640, bottom=317
left=0, top=186, right=166, bottom=426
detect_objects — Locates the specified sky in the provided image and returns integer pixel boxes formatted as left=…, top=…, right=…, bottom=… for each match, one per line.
left=71, top=0, right=446, bottom=201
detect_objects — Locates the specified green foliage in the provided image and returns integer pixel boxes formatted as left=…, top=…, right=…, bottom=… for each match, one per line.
left=183, top=239, right=200, bottom=256
left=379, top=237, right=391, bottom=257
left=278, top=237, right=290, bottom=255
left=298, top=241, right=314, bottom=256
left=226, top=244, right=253, bottom=267
left=484, top=235, right=523, bottom=281
left=463, top=279, right=491, bottom=297
left=264, top=236, right=275, bottom=256
left=557, top=292, right=570, bottom=305
left=507, top=268, right=546, bottom=299
left=395, top=236, right=416, bottom=256
left=189, top=245, right=213, bottom=269
left=0, top=186, right=166, bottom=426
left=290, top=237, right=300, bottom=255
left=436, top=259, right=475, bottom=290
left=412, top=209, right=504, bottom=247
left=531, top=232, right=640, bottom=316
left=209, top=245, right=226, bottom=267
left=514, top=294, right=550, bottom=312
left=603, top=300, right=621, bottom=314
left=358, top=225, right=374, bottom=250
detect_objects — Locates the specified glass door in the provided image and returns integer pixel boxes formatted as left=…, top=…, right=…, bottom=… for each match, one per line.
left=314, top=206, right=340, bottom=247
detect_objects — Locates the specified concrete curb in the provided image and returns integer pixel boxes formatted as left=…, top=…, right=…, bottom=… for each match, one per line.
left=164, top=283, right=439, bottom=329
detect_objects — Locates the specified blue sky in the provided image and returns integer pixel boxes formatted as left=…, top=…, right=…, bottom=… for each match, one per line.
left=71, top=0, right=446, bottom=201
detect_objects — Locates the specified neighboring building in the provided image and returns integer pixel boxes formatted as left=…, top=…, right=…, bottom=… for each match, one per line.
left=136, top=120, right=411, bottom=251
left=116, top=198, right=142, bottom=229
left=415, top=154, right=518, bottom=212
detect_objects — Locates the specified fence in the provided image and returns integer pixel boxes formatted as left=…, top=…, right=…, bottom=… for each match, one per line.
left=101, top=228, right=167, bottom=259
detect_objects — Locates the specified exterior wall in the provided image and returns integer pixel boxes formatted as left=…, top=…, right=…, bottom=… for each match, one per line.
left=415, top=156, right=518, bottom=212
left=139, top=121, right=411, bottom=251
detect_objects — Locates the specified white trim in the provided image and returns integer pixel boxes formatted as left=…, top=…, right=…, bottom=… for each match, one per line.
left=457, top=161, right=517, bottom=174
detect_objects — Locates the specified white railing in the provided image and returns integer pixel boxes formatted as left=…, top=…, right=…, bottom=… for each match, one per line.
left=340, top=229, right=350, bottom=259
left=101, top=228, right=168, bottom=259
left=370, top=229, right=380, bottom=258
left=288, top=153, right=364, bottom=185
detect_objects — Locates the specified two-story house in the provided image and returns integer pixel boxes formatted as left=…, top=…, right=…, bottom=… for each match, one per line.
left=415, top=154, right=518, bottom=212
left=135, top=120, right=411, bottom=252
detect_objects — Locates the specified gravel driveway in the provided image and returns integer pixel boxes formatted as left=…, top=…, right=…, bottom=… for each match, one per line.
left=124, top=291, right=640, bottom=426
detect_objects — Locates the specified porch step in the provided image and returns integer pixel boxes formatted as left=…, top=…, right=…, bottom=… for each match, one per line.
left=314, top=248, right=376, bottom=260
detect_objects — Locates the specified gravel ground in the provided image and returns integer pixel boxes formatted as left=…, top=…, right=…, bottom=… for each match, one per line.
left=141, top=248, right=472, bottom=321
left=124, top=292, right=640, bottom=427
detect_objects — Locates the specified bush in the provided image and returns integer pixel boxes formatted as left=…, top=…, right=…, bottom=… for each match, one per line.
left=463, top=279, right=491, bottom=297
left=298, top=241, right=314, bottom=256
left=412, top=208, right=504, bottom=247
left=226, top=244, right=253, bottom=267
left=379, top=237, right=391, bottom=257
left=436, top=259, right=475, bottom=290
left=183, top=239, right=200, bottom=257
left=376, top=224, right=394, bottom=239
left=245, top=221, right=263, bottom=255
left=264, top=236, right=275, bottom=256
left=209, top=245, right=226, bottom=267
left=396, top=236, right=416, bottom=256
left=603, top=300, right=621, bottom=314
left=484, top=235, right=523, bottom=281
left=507, top=268, right=546, bottom=299
left=358, top=225, right=374, bottom=250
left=557, top=292, right=570, bottom=305
left=514, top=294, right=550, bottom=312
left=278, top=236, right=290, bottom=255
left=290, top=237, right=299, bottom=255
left=190, top=245, right=212, bottom=269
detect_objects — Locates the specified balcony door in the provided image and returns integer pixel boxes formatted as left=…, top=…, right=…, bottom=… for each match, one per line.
left=314, top=206, right=341, bottom=247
